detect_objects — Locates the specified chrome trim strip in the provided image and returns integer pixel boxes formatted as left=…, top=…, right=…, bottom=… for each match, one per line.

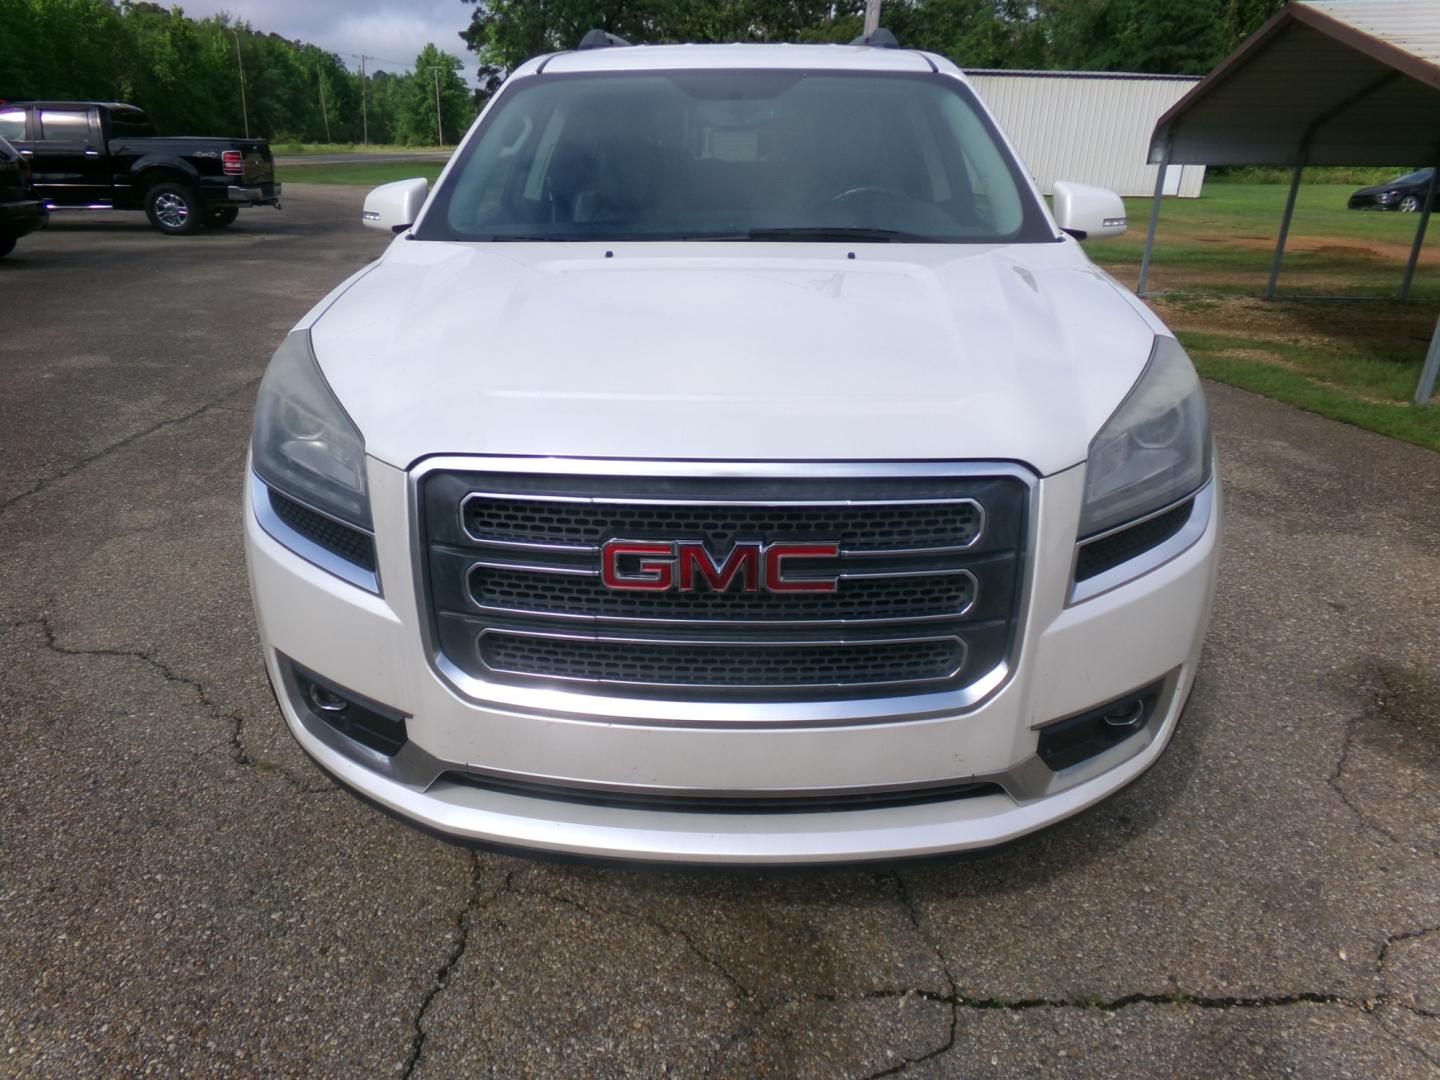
left=462, top=534, right=987, bottom=559
left=466, top=535, right=598, bottom=554
left=462, top=556, right=980, bottom=585
left=475, top=626, right=967, bottom=690
left=1076, top=484, right=1199, bottom=546
left=408, top=456, right=1039, bottom=728
left=462, top=488, right=988, bottom=509
left=836, top=565, right=976, bottom=581
left=478, top=625, right=962, bottom=648
left=462, top=564, right=979, bottom=627
left=460, top=489, right=984, bottom=550
left=467, top=557, right=597, bottom=577
left=460, top=602, right=979, bottom=629
left=258, top=471, right=377, bottom=537
left=250, top=471, right=381, bottom=595
left=428, top=456, right=1019, bottom=478
left=1066, top=480, right=1214, bottom=606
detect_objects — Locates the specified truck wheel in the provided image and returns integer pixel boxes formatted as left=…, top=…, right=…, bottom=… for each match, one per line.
left=145, top=182, right=200, bottom=235
left=202, top=207, right=239, bottom=228
left=0, top=237, right=15, bottom=258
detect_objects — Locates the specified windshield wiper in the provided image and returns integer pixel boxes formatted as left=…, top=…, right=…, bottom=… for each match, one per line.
left=745, top=227, right=934, bottom=243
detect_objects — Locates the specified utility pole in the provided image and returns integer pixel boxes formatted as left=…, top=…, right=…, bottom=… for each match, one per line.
left=432, top=67, right=443, bottom=147
left=317, top=67, right=331, bottom=142
left=231, top=28, right=250, bottom=138
left=864, top=0, right=883, bottom=35
left=359, top=54, right=368, bottom=147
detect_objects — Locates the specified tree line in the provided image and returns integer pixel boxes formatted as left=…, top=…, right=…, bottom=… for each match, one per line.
left=0, top=0, right=475, bottom=144
left=460, top=0, right=1287, bottom=89
left=0, top=0, right=1286, bottom=144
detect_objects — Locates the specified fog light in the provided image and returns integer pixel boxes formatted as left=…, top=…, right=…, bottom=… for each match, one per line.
left=1036, top=682, right=1164, bottom=772
left=307, top=683, right=349, bottom=713
left=290, top=662, right=408, bottom=757
left=1102, top=699, right=1147, bottom=730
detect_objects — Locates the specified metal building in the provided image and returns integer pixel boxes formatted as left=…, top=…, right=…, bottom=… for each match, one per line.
left=966, top=70, right=1207, bottom=198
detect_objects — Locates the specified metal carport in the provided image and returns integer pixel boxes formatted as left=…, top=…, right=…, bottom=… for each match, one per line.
left=1134, top=0, right=1440, bottom=401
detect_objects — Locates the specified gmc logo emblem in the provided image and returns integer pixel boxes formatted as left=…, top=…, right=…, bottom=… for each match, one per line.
left=601, top=539, right=840, bottom=594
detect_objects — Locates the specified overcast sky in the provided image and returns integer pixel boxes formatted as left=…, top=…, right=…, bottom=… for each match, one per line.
left=174, top=0, right=483, bottom=84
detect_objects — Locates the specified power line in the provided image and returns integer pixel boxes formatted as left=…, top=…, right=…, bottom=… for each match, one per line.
left=340, top=51, right=413, bottom=71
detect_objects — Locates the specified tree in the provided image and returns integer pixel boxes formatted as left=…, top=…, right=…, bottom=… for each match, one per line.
left=403, top=43, right=474, bottom=146
left=456, top=0, right=1289, bottom=81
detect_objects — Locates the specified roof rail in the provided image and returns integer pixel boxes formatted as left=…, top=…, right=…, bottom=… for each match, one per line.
left=578, top=29, right=631, bottom=50
left=850, top=28, right=900, bottom=48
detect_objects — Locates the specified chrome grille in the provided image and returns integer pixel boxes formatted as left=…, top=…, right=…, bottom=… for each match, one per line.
left=462, top=495, right=984, bottom=552
left=467, top=562, right=981, bottom=623
left=422, top=469, right=1028, bottom=702
left=478, top=630, right=965, bottom=689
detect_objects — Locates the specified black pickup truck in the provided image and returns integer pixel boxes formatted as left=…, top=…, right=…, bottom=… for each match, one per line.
left=0, top=101, right=280, bottom=234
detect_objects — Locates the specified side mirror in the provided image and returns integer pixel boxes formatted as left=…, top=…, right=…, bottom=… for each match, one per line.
left=1052, top=181, right=1127, bottom=241
left=362, top=177, right=429, bottom=234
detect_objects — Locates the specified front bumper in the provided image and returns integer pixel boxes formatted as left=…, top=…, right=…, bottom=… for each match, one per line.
left=0, top=196, right=48, bottom=239
left=245, top=457, right=1221, bottom=864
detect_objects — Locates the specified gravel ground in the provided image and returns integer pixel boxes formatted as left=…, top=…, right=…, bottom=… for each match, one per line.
left=0, top=186, right=1436, bottom=1078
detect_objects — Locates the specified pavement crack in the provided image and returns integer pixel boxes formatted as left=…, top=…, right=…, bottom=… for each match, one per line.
left=526, top=887, right=755, bottom=1002
left=1326, top=680, right=1415, bottom=851
left=0, top=378, right=260, bottom=517
left=791, top=987, right=1353, bottom=1012
left=26, top=616, right=326, bottom=794
left=862, top=872, right=959, bottom=1078
left=946, top=990, right=1352, bottom=1011
left=1377, top=923, right=1440, bottom=975
left=400, top=855, right=494, bottom=1079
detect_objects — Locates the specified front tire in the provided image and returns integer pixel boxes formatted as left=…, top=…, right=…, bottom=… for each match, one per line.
left=0, top=236, right=15, bottom=259
left=202, top=206, right=239, bottom=228
left=145, top=182, right=200, bottom=235
left=1398, top=194, right=1421, bottom=213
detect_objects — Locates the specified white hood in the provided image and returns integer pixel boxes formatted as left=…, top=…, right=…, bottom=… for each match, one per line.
left=308, top=239, right=1158, bottom=476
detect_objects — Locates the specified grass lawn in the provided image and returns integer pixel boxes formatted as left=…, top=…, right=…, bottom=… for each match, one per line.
left=280, top=161, right=447, bottom=186
left=1080, top=182, right=1440, bottom=451
left=1089, top=182, right=1440, bottom=301
left=270, top=142, right=448, bottom=155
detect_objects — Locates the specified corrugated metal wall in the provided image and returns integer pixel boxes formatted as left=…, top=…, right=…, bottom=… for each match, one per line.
left=966, top=71, right=1207, bottom=198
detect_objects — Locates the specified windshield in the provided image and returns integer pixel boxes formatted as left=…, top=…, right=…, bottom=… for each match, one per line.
left=1389, top=170, right=1434, bottom=186
left=418, top=70, right=1053, bottom=244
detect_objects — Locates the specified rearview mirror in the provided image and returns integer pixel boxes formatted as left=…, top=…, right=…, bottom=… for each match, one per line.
left=1052, top=181, right=1127, bottom=241
left=362, top=177, right=429, bottom=234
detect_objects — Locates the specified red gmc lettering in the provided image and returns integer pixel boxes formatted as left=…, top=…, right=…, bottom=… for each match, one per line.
left=678, top=541, right=761, bottom=592
left=602, top=539, right=840, bottom=593
left=600, top=541, right=675, bottom=590
left=764, top=543, right=841, bottom=593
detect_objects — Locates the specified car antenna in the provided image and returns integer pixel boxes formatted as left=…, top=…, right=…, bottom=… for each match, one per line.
left=578, top=29, right=632, bottom=50
left=849, top=28, right=900, bottom=48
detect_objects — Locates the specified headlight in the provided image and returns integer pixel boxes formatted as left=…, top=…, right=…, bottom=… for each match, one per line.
left=251, top=330, right=370, bottom=528
left=1079, top=336, right=1210, bottom=538
left=1377, top=190, right=1398, bottom=203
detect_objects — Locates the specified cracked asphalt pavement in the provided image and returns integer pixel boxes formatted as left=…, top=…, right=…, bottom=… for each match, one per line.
left=1, top=186, right=1438, bottom=1077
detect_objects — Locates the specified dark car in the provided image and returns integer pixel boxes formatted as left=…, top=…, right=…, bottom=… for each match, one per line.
left=0, top=100, right=279, bottom=235
left=0, top=134, right=47, bottom=257
left=1348, top=169, right=1436, bottom=213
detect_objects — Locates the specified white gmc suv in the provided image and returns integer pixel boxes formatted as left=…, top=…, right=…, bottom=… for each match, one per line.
left=244, top=36, right=1220, bottom=863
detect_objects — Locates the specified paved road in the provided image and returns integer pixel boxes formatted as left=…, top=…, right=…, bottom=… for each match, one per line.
left=1, top=187, right=1437, bottom=1077
left=274, top=151, right=451, bottom=167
